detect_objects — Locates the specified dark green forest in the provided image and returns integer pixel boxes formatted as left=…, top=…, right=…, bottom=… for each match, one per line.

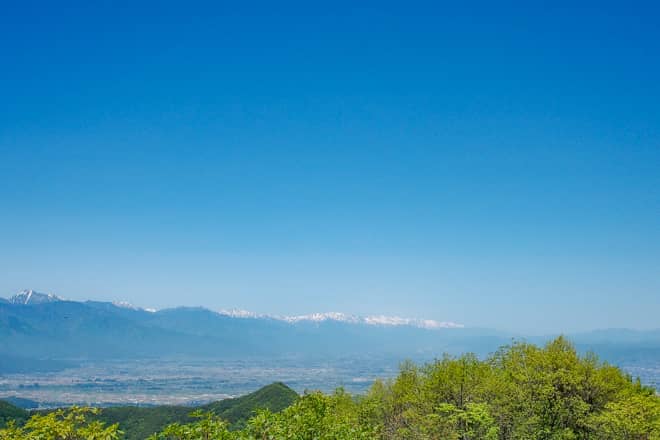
left=2, top=337, right=659, bottom=439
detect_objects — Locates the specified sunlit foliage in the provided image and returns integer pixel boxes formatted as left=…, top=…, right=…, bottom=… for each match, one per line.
left=0, top=406, right=121, bottom=440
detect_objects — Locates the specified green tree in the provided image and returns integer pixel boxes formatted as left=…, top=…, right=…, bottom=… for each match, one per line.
left=244, top=390, right=377, bottom=440
left=147, top=411, right=233, bottom=440
left=588, top=393, right=660, bottom=440
left=0, top=407, right=121, bottom=440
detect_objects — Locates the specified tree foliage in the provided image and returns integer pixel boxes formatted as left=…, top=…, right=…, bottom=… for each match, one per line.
left=0, top=406, right=121, bottom=440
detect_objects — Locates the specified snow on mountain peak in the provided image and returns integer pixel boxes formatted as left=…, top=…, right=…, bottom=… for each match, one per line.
left=113, top=301, right=157, bottom=313
left=214, top=308, right=463, bottom=330
left=217, top=308, right=263, bottom=319
left=9, top=289, right=63, bottom=305
left=363, top=315, right=464, bottom=329
left=281, top=312, right=361, bottom=324
left=287, top=312, right=464, bottom=329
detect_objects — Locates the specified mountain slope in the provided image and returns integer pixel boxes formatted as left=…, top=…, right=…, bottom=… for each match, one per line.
left=202, top=382, right=299, bottom=429
left=94, top=382, right=298, bottom=440
left=0, top=301, right=255, bottom=359
left=0, top=397, right=39, bottom=410
left=0, top=400, right=28, bottom=427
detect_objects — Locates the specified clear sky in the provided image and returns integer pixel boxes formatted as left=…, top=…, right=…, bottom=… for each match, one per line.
left=1, top=1, right=658, bottom=333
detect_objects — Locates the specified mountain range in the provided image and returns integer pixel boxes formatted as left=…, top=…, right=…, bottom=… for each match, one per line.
left=1, top=290, right=659, bottom=371
left=10, top=290, right=464, bottom=329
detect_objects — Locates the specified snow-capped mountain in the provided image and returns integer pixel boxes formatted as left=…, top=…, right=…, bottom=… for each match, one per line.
left=113, top=301, right=157, bottom=313
left=219, top=309, right=463, bottom=329
left=1, top=289, right=658, bottom=368
left=0, top=291, right=505, bottom=362
left=4, top=290, right=461, bottom=330
left=278, top=312, right=463, bottom=329
left=362, top=315, right=464, bottom=329
left=217, top=308, right=265, bottom=319
left=9, top=289, right=63, bottom=305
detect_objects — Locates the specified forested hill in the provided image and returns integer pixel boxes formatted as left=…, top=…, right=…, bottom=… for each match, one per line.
left=0, top=400, right=28, bottom=427
left=94, top=382, right=298, bottom=440
left=200, top=382, right=298, bottom=429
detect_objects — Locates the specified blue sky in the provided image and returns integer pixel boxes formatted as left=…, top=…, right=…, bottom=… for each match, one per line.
left=1, top=1, right=658, bottom=332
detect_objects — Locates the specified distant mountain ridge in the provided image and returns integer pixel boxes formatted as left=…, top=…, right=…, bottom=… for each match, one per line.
left=1, top=290, right=659, bottom=368
left=0, top=290, right=502, bottom=363
left=218, top=310, right=464, bottom=329
left=4, top=290, right=463, bottom=330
